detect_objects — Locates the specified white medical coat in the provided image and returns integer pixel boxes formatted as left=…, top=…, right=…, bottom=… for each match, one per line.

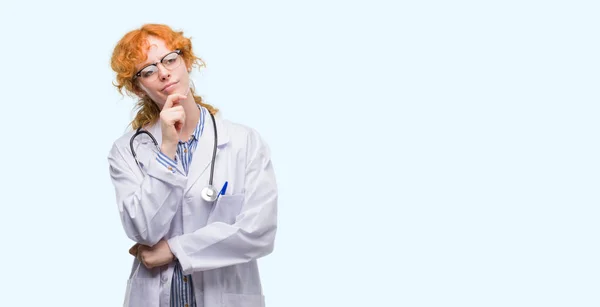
left=107, top=112, right=278, bottom=307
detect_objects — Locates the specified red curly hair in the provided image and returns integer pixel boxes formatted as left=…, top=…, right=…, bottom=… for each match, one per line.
left=110, top=24, right=217, bottom=130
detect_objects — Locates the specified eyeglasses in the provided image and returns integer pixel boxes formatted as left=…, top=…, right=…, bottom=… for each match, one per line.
left=133, top=50, right=183, bottom=81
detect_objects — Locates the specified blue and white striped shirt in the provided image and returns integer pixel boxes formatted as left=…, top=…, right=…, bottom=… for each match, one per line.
left=156, top=104, right=207, bottom=307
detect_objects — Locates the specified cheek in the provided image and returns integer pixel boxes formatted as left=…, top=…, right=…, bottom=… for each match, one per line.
left=151, top=95, right=167, bottom=110
left=140, top=84, right=167, bottom=106
left=136, top=90, right=164, bottom=110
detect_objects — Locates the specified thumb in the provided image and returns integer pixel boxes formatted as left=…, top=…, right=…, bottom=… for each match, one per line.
left=129, top=243, right=140, bottom=256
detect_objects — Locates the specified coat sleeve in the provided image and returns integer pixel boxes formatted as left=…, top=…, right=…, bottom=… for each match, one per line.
left=167, top=129, right=278, bottom=274
left=108, top=143, right=188, bottom=246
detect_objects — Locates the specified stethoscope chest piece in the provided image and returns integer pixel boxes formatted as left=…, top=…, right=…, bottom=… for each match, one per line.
left=201, top=185, right=219, bottom=202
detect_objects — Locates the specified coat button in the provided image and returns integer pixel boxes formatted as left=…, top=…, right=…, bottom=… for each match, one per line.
left=183, top=276, right=187, bottom=283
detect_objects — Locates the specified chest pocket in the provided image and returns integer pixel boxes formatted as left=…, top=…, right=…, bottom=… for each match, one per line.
left=207, top=194, right=245, bottom=225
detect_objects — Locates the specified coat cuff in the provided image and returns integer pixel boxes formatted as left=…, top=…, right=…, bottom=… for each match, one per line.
left=167, top=236, right=193, bottom=275
left=146, top=154, right=187, bottom=187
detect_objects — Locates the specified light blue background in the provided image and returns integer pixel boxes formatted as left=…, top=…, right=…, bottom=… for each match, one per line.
left=0, top=1, right=598, bottom=306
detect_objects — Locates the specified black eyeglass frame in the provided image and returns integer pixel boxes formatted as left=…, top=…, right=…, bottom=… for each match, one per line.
left=133, top=49, right=182, bottom=80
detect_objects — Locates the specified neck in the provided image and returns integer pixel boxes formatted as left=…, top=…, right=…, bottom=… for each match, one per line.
left=179, top=94, right=200, bottom=141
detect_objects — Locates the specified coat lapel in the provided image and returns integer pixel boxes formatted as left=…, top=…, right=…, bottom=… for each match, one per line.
left=185, top=111, right=229, bottom=194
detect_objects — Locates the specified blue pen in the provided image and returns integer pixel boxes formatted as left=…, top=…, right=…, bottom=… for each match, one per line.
left=216, top=181, right=228, bottom=202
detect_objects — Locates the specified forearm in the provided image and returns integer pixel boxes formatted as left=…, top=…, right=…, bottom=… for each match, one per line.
left=168, top=215, right=277, bottom=274
left=169, top=156, right=278, bottom=274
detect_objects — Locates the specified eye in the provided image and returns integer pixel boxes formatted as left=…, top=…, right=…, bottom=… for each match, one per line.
left=141, top=66, right=157, bottom=78
left=163, top=53, right=179, bottom=66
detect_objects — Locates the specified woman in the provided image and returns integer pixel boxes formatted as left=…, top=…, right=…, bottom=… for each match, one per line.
left=107, top=24, right=278, bottom=307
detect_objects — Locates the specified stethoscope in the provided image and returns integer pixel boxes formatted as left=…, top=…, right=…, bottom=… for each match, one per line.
left=129, top=111, right=221, bottom=202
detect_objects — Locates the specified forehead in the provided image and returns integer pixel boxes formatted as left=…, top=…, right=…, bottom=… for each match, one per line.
left=138, top=36, right=170, bottom=66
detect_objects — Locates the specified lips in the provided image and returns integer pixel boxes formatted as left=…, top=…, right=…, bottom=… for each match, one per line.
left=162, top=81, right=178, bottom=93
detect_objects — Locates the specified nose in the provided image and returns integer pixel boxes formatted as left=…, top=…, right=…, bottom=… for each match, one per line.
left=157, top=64, right=171, bottom=81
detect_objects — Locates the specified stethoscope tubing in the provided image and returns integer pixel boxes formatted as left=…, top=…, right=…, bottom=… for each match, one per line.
left=129, top=111, right=218, bottom=196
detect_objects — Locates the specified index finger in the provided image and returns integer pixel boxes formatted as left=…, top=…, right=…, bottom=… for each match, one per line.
left=163, top=93, right=188, bottom=109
